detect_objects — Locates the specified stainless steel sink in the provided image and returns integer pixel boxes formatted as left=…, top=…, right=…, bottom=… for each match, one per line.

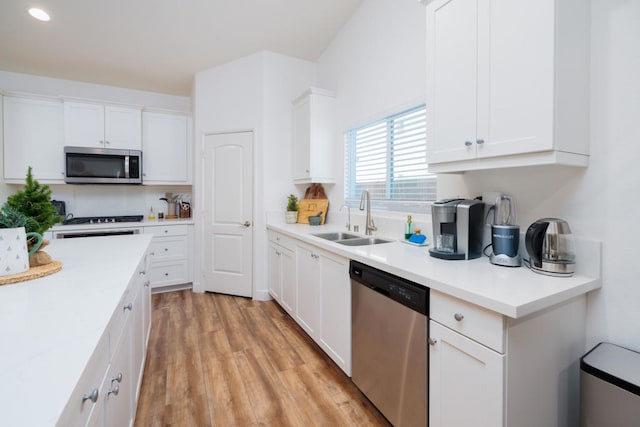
left=336, top=237, right=394, bottom=246
left=313, top=232, right=361, bottom=241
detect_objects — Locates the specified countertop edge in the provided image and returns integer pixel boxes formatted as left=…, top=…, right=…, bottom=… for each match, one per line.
left=267, top=223, right=601, bottom=319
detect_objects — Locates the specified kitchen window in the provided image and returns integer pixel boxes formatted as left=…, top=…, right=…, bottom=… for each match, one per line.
left=344, top=104, right=436, bottom=212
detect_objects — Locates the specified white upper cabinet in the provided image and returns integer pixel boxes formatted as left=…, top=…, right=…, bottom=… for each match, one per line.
left=3, top=95, right=65, bottom=183
left=64, top=101, right=142, bottom=150
left=292, top=88, right=336, bottom=184
left=426, top=0, right=590, bottom=173
left=142, top=111, right=191, bottom=184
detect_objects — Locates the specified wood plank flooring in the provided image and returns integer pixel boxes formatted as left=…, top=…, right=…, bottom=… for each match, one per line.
left=134, top=290, right=390, bottom=427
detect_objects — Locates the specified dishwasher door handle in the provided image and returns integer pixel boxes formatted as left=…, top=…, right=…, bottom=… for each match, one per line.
left=371, top=285, right=390, bottom=297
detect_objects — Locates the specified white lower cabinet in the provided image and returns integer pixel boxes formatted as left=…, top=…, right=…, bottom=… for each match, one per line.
left=144, top=224, right=193, bottom=291
left=267, top=232, right=351, bottom=376
left=317, top=250, right=351, bottom=375
left=295, top=242, right=321, bottom=337
left=268, top=231, right=296, bottom=315
left=429, top=320, right=504, bottom=427
left=429, top=289, right=587, bottom=427
left=57, top=255, right=151, bottom=427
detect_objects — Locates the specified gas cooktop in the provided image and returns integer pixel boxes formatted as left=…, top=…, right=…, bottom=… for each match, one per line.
left=62, top=215, right=144, bottom=225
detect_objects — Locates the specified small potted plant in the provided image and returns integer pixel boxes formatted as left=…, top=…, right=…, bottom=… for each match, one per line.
left=285, top=194, right=299, bottom=224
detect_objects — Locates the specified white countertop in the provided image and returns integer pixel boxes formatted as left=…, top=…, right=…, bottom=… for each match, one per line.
left=267, top=223, right=601, bottom=319
left=0, top=234, right=152, bottom=426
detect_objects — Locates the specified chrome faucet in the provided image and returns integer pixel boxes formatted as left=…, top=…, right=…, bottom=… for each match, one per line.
left=359, top=190, right=377, bottom=235
left=340, top=204, right=351, bottom=231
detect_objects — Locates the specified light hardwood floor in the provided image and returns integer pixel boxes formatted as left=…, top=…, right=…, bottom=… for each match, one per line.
left=134, top=290, right=390, bottom=427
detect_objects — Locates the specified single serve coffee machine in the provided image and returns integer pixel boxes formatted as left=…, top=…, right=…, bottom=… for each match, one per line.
left=429, top=198, right=484, bottom=260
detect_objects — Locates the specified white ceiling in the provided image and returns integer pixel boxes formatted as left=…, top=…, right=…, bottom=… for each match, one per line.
left=0, top=0, right=363, bottom=96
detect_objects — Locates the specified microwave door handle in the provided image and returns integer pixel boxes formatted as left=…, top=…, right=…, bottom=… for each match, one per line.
left=124, top=155, right=130, bottom=178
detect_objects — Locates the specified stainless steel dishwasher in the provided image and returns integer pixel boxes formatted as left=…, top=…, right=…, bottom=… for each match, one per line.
left=350, top=260, right=429, bottom=427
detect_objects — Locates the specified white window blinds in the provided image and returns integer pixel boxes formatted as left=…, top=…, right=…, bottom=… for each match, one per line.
left=344, top=105, right=436, bottom=210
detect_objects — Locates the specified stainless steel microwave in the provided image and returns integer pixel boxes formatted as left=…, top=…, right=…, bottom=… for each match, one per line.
left=64, top=146, right=142, bottom=184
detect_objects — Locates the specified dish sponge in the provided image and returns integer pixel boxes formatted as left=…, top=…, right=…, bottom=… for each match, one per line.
left=408, top=234, right=426, bottom=244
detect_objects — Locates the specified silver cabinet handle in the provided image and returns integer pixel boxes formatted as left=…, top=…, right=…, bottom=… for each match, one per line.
left=82, top=388, right=99, bottom=403
left=476, top=139, right=485, bottom=145
left=241, top=221, right=251, bottom=227
left=144, top=280, right=150, bottom=287
left=464, top=141, right=473, bottom=146
left=111, top=373, right=122, bottom=384
left=124, top=303, right=133, bottom=311
left=107, top=385, right=119, bottom=396
left=139, top=270, right=146, bottom=275
left=428, top=338, right=437, bottom=346
left=454, top=313, right=464, bottom=321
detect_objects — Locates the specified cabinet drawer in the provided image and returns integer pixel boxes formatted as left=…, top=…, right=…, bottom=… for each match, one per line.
left=430, top=289, right=504, bottom=353
left=145, top=224, right=189, bottom=237
left=148, top=261, right=189, bottom=287
left=148, top=237, right=188, bottom=261
left=268, top=230, right=295, bottom=251
left=56, top=332, right=109, bottom=427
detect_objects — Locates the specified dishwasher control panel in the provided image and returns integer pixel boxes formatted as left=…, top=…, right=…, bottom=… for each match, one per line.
left=350, top=260, right=428, bottom=315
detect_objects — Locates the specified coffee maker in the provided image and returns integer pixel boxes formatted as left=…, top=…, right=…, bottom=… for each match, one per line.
left=429, top=199, right=484, bottom=260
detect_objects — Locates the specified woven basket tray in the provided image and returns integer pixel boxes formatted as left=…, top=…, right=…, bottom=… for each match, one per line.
left=0, top=260, right=63, bottom=286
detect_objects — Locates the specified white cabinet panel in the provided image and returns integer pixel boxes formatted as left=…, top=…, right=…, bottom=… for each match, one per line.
left=292, top=88, right=336, bottom=184
left=268, top=243, right=282, bottom=301
left=318, top=250, right=350, bottom=375
left=280, top=246, right=296, bottom=315
left=64, top=101, right=141, bottom=150
left=429, top=320, right=504, bottom=427
left=144, top=224, right=193, bottom=290
left=142, top=111, right=190, bottom=184
left=3, top=96, right=65, bottom=183
left=426, top=0, right=589, bottom=172
left=268, top=231, right=297, bottom=315
left=295, top=243, right=320, bottom=337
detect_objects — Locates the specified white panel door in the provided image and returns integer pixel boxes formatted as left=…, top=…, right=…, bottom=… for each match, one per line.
left=429, top=320, right=505, bottom=427
left=477, top=0, right=555, bottom=158
left=203, top=131, right=253, bottom=297
left=426, top=0, right=479, bottom=164
left=104, top=105, right=142, bottom=149
left=64, top=102, right=105, bottom=147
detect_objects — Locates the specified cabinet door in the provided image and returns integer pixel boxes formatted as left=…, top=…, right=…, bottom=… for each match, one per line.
left=130, top=284, right=145, bottom=404
left=64, top=102, right=105, bottom=147
left=319, top=252, right=350, bottom=375
left=3, top=96, right=65, bottom=182
left=429, top=320, right=504, bottom=427
left=103, top=318, right=133, bottom=427
left=292, top=97, right=312, bottom=181
left=280, top=246, right=296, bottom=315
left=426, top=0, right=479, bottom=164
left=295, top=243, right=320, bottom=337
left=268, top=242, right=282, bottom=302
left=104, top=105, right=141, bottom=149
left=477, top=0, right=554, bottom=159
left=142, top=111, right=189, bottom=183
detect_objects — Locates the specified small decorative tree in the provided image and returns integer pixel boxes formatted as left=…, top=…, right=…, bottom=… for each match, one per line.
left=285, top=194, right=299, bottom=224
left=287, top=194, right=300, bottom=212
left=6, top=167, right=62, bottom=237
left=6, top=166, right=62, bottom=266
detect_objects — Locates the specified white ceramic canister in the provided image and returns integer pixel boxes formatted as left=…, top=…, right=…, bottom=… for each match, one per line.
left=0, top=227, right=43, bottom=276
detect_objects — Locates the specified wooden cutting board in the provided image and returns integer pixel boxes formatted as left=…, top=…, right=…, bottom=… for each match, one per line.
left=297, top=199, right=329, bottom=224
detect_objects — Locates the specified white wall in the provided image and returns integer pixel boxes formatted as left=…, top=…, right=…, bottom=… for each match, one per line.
left=317, top=0, right=640, bottom=353
left=316, top=0, right=465, bottom=226
left=193, top=51, right=315, bottom=298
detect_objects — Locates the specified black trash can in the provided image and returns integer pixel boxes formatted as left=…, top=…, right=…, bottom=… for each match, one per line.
left=580, top=342, right=640, bottom=427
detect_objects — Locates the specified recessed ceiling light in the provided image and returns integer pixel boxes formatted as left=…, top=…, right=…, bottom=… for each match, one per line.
left=28, top=7, right=50, bottom=22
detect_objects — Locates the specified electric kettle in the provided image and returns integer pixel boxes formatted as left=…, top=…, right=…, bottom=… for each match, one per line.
left=525, top=218, right=576, bottom=276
